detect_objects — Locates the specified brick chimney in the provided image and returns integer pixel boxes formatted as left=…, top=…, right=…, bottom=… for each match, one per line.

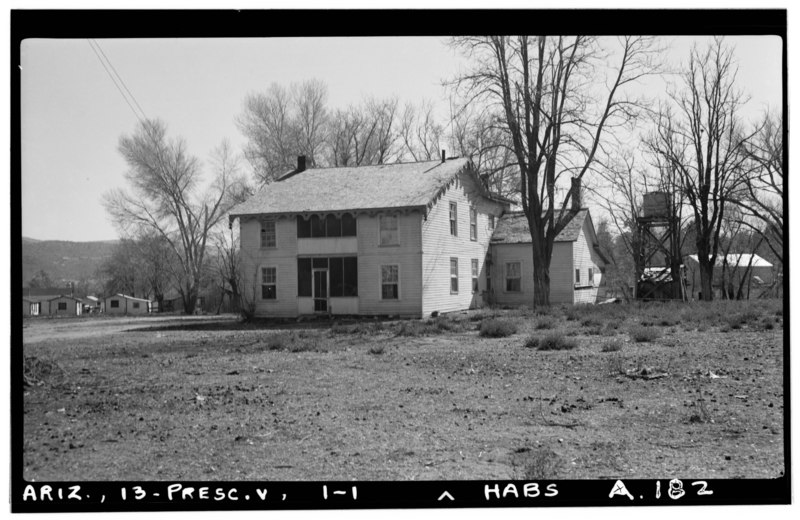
left=297, top=155, right=306, bottom=172
left=571, top=177, right=582, bottom=212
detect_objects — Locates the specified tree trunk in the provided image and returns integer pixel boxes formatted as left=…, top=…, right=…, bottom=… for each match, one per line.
left=532, top=247, right=551, bottom=308
left=698, top=260, right=714, bottom=301
left=182, top=284, right=198, bottom=315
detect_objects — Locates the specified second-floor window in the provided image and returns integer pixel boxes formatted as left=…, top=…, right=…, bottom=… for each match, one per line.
left=489, top=214, right=495, bottom=230
left=260, top=219, right=276, bottom=248
left=575, top=268, right=581, bottom=285
left=449, top=202, right=457, bottom=236
left=297, top=214, right=357, bottom=238
left=380, top=215, right=399, bottom=245
left=470, top=207, right=477, bottom=240
left=589, top=267, right=594, bottom=285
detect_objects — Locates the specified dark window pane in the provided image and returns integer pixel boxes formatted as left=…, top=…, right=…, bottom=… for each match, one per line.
left=343, top=257, right=358, bottom=296
left=297, top=258, right=312, bottom=297
left=110, top=300, right=119, bottom=308
left=326, top=215, right=342, bottom=237
left=310, top=215, right=326, bottom=237
left=341, top=213, right=357, bottom=236
left=382, top=284, right=398, bottom=300
left=58, top=302, right=67, bottom=310
left=262, top=285, right=276, bottom=299
left=329, top=257, right=344, bottom=297
left=451, top=278, right=459, bottom=293
left=312, top=258, right=328, bottom=269
left=297, top=216, right=311, bottom=238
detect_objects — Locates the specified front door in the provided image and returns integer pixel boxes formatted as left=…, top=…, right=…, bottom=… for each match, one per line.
left=313, top=269, right=328, bottom=312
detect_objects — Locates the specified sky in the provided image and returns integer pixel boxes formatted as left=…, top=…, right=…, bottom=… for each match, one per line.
left=20, top=34, right=782, bottom=242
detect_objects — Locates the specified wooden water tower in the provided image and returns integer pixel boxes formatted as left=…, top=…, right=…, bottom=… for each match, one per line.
left=634, top=192, right=685, bottom=301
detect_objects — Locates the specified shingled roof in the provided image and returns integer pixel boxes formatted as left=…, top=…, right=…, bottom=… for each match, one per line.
left=491, top=209, right=590, bottom=244
left=230, top=158, right=506, bottom=218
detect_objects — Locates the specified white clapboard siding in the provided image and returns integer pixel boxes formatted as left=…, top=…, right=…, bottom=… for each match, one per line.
left=240, top=216, right=300, bottom=318
left=421, top=171, right=505, bottom=316
left=572, top=219, right=604, bottom=304
left=357, top=211, right=424, bottom=317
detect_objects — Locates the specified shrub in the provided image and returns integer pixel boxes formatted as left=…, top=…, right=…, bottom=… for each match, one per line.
left=534, top=316, right=555, bottom=330
left=511, top=447, right=561, bottom=480
left=23, top=356, right=64, bottom=387
left=580, top=317, right=602, bottom=328
left=601, top=339, right=623, bottom=353
left=395, top=321, right=429, bottom=337
left=368, top=345, right=385, bottom=355
left=759, top=317, right=775, bottom=331
left=479, top=318, right=518, bottom=338
left=526, top=333, right=577, bottom=351
left=628, top=325, right=661, bottom=343
left=265, top=332, right=293, bottom=350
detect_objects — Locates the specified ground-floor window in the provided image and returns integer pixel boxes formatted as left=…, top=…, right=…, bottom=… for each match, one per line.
left=588, top=267, right=594, bottom=284
left=261, top=266, right=277, bottom=299
left=58, top=302, right=67, bottom=311
left=575, top=268, right=581, bottom=285
left=381, top=265, right=399, bottom=299
left=110, top=300, right=120, bottom=308
left=506, top=262, right=521, bottom=292
left=471, top=258, right=479, bottom=293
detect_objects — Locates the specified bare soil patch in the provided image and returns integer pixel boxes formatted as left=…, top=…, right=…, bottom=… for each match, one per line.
left=22, top=301, right=784, bottom=481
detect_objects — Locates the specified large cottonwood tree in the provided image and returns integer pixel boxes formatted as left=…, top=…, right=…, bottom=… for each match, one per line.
left=104, top=121, right=244, bottom=314
left=451, top=35, right=658, bottom=306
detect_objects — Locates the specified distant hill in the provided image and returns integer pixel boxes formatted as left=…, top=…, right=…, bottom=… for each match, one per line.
left=21, top=237, right=118, bottom=285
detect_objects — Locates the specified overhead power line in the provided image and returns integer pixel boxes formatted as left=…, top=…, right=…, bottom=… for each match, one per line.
left=87, top=39, right=148, bottom=124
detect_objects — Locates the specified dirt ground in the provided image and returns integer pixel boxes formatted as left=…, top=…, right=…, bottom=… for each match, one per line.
left=21, top=302, right=785, bottom=481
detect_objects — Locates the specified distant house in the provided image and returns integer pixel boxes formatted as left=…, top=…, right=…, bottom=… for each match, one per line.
left=48, top=295, right=83, bottom=316
left=229, top=155, right=513, bottom=318
left=83, top=295, right=102, bottom=313
left=22, top=298, right=43, bottom=316
left=489, top=206, right=609, bottom=305
left=22, top=287, right=75, bottom=317
left=104, top=294, right=152, bottom=315
left=685, top=254, right=774, bottom=300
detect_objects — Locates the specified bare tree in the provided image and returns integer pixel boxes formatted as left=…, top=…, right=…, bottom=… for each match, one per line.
left=237, top=79, right=329, bottom=184
left=327, top=97, right=400, bottom=166
left=293, top=79, right=329, bottom=168
left=647, top=38, right=756, bottom=301
left=451, top=35, right=659, bottom=307
left=237, top=83, right=295, bottom=184
left=399, top=100, right=444, bottom=161
left=732, top=111, right=783, bottom=264
left=104, top=121, right=244, bottom=314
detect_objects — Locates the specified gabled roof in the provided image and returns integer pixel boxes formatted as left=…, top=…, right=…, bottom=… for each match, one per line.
left=106, top=293, right=152, bottom=303
left=47, top=294, right=83, bottom=302
left=230, top=158, right=510, bottom=218
left=491, top=209, right=590, bottom=244
left=688, top=254, right=772, bottom=268
left=492, top=209, right=609, bottom=265
left=22, top=287, right=73, bottom=298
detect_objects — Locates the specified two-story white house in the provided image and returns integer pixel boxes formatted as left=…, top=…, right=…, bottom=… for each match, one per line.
left=229, top=155, right=512, bottom=318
